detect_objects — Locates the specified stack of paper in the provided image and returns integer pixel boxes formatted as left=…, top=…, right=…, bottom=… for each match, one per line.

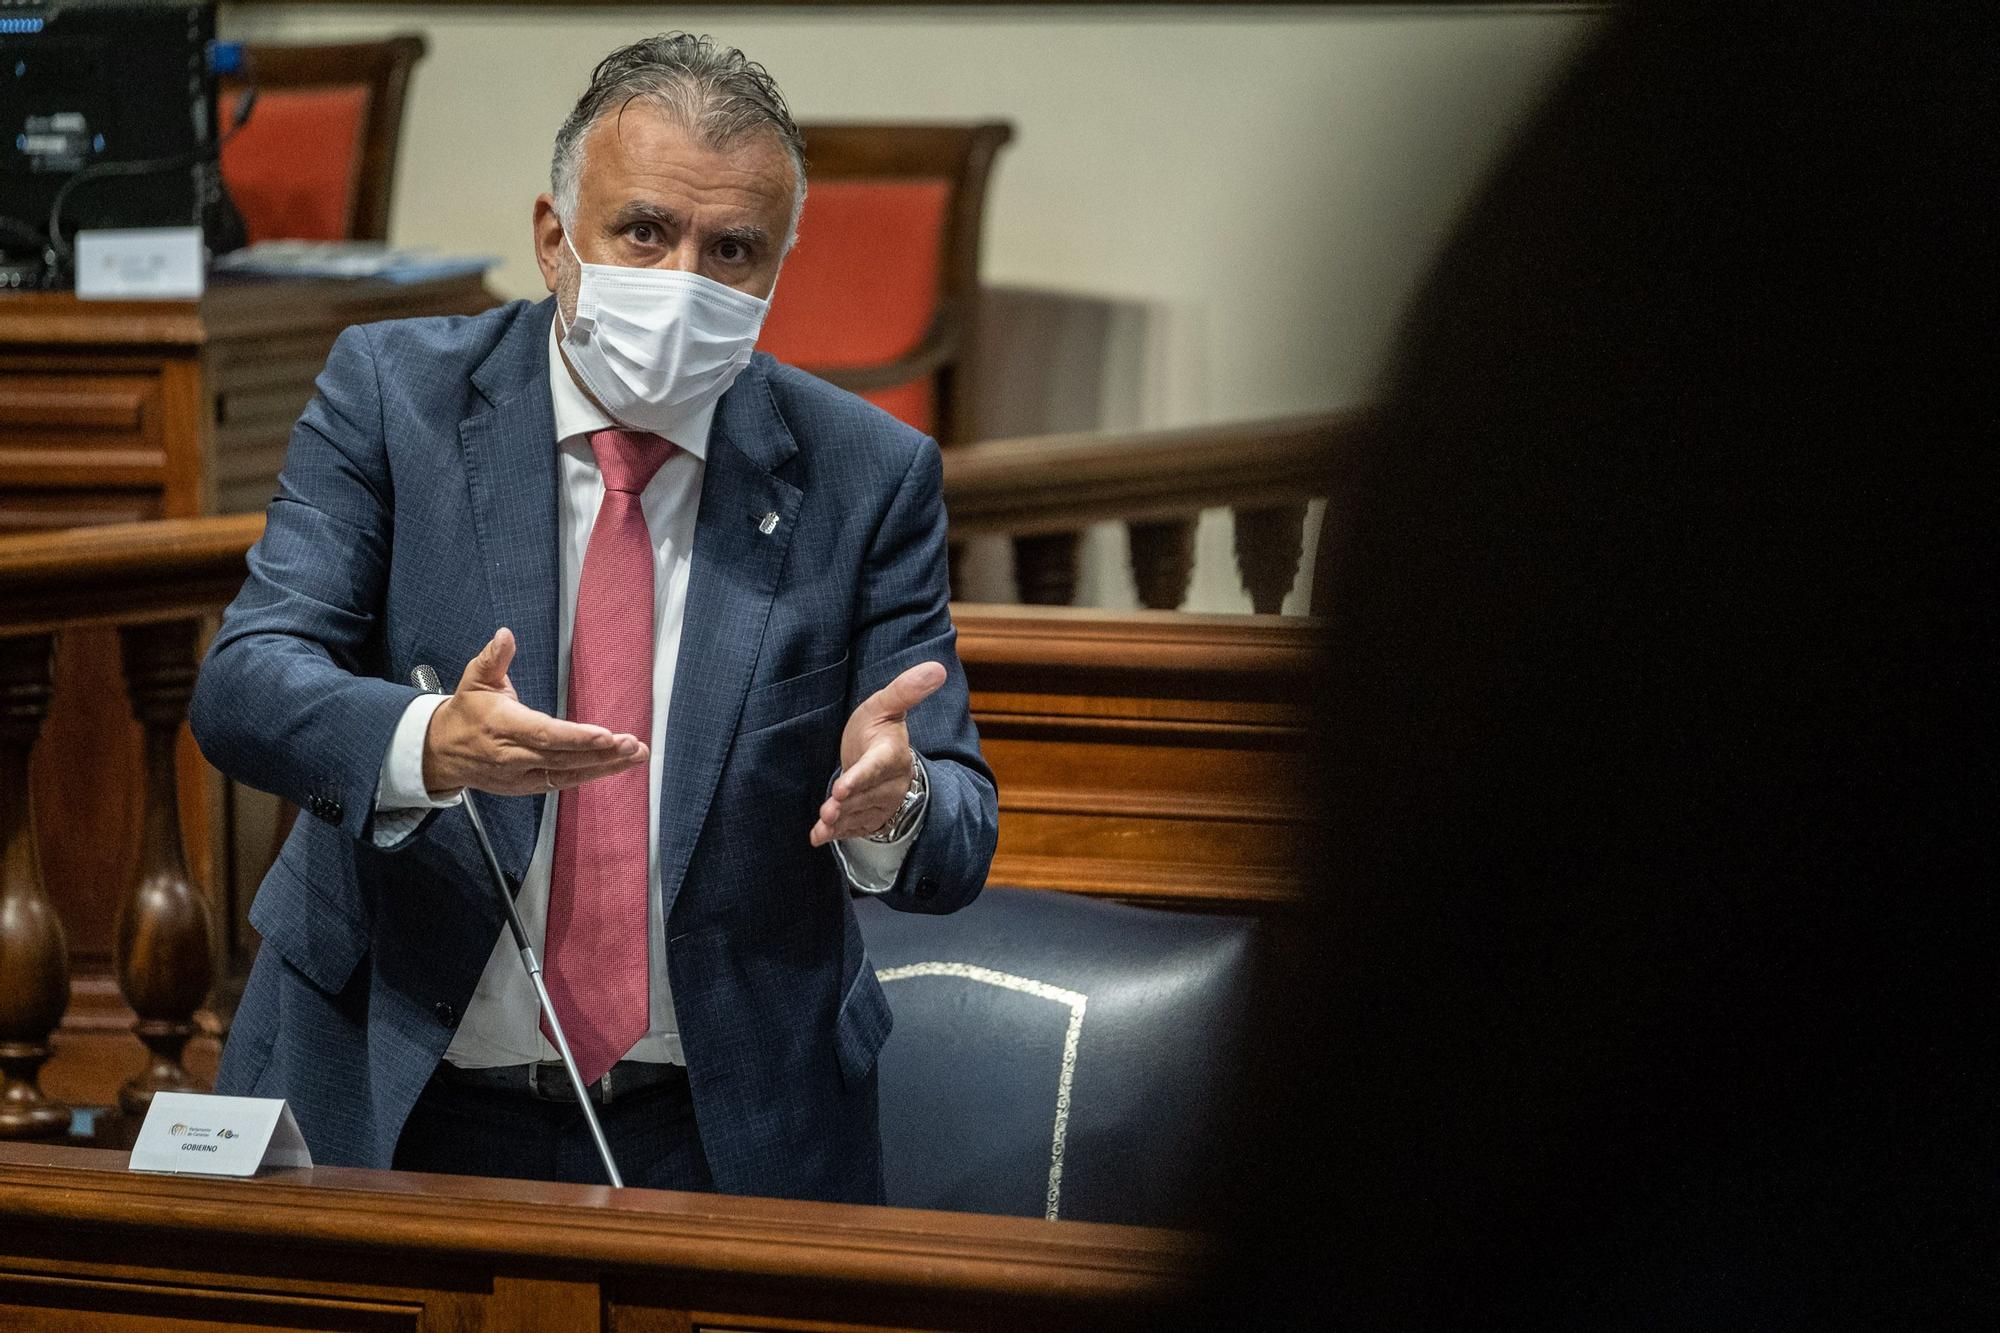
left=212, top=241, right=496, bottom=284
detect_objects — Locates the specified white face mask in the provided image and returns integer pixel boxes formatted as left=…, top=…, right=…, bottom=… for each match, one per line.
left=555, top=231, right=771, bottom=433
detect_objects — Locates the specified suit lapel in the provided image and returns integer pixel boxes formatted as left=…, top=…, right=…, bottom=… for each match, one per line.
left=458, top=299, right=562, bottom=878
left=657, top=361, right=802, bottom=921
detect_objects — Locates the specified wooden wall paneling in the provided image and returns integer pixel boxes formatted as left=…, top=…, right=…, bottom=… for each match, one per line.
left=632, top=1313, right=952, bottom=1333
left=0, top=370, right=167, bottom=485
left=955, top=603, right=1317, bottom=910
left=973, top=711, right=1307, bottom=907
left=160, top=351, right=210, bottom=517
left=0, top=488, right=161, bottom=529
left=0, top=353, right=171, bottom=530
left=208, top=330, right=351, bottom=514
left=1, top=1219, right=498, bottom=1330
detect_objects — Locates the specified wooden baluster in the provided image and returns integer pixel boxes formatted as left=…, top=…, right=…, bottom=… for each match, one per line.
left=0, top=634, right=70, bottom=1140
left=1011, top=532, right=1080, bottom=606
left=1233, top=503, right=1309, bottom=615
left=114, top=620, right=215, bottom=1119
left=1126, top=518, right=1197, bottom=611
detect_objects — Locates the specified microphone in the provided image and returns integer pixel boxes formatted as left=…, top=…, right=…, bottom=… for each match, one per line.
left=411, top=664, right=625, bottom=1187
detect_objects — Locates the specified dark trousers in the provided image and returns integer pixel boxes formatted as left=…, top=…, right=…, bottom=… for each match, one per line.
left=392, top=1065, right=713, bottom=1191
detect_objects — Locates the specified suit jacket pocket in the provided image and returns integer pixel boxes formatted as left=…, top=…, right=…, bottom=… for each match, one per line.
left=835, top=959, right=894, bottom=1089
left=247, top=852, right=369, bottom=996
left=740, top=652, right=850, bottom=735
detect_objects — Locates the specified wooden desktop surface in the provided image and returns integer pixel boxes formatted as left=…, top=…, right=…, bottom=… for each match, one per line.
left=0, top=1141, right=1199, bottom=1330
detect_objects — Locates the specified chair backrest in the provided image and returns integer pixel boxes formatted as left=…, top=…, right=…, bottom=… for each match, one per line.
left=856, top=885, right=1258, bottom=1227
left=760, top=122, right=1013, bottom=445
left=218, top=34, right=427, bottom=243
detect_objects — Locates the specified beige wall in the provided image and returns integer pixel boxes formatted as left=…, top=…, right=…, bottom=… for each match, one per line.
left=219, top=3, right=1601, bottom=609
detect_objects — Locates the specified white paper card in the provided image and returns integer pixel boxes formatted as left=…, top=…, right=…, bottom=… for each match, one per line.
left=128, top=1092, right=313, bottom=1177
left=74, top=227, right=205, bottom=300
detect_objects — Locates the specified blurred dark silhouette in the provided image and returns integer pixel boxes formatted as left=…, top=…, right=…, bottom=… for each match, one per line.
left=1200, top=5, right=1992, bottom=1325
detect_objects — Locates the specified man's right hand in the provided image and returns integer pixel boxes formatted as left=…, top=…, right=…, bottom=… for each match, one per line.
left=421, top=628, right=647, bottom=797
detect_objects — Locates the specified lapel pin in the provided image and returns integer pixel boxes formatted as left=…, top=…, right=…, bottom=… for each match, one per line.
left=758, top=511, right=779, bottom=535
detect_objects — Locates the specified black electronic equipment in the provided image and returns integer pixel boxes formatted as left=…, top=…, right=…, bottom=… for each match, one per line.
left=0, top=0, right=227, bottom=289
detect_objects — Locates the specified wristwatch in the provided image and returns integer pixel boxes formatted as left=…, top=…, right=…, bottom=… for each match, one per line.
left=866, top=754, right=929, bottom=843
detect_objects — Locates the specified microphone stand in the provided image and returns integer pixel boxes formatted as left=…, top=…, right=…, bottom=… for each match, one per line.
left=411, top=665, right=624, bottom=1187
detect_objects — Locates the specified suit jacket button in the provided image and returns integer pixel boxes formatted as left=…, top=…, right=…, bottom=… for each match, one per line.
left=914, top=875, right=939, bottom=901
left=432, top=1001, right=457, bottom=1029
left=325, top=800, right=343, bottom=823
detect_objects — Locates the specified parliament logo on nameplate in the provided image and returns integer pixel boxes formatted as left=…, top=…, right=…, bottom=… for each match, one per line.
left=128, top=1092, right=314, bottom=1177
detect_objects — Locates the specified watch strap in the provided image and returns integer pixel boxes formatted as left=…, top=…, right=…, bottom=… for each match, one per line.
left=866, top=753, right=929, bottom=843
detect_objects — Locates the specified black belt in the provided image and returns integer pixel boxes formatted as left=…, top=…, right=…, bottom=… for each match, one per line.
left=433, top=1059, right=686, bottom=1106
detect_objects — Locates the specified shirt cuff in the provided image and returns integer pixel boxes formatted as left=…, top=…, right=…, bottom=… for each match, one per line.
left=376, top=692, right=461, bottom=812
left=828, top=759, right=929, bottom=894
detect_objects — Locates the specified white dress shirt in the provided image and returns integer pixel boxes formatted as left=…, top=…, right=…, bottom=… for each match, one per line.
left=371, top=321, right=918, bottom=1068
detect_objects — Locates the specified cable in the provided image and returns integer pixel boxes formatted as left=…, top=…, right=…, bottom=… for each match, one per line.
left=45, top=150, right=205, bottom=263
left=44, top=88, right=258, bottom=268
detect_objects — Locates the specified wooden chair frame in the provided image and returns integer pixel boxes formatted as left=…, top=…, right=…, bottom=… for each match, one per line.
left=222, top=33, right=429, bottom=242
left=795, top=122, right=1014, bottom=445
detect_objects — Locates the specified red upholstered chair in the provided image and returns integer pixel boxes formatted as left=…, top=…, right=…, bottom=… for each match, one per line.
left=217, top=34, right=427, bottom=242
left=761, top=123, right=1013, bottom=445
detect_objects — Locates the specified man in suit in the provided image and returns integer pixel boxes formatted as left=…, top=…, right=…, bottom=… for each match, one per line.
left=190, top=33, right=997, bottom=1204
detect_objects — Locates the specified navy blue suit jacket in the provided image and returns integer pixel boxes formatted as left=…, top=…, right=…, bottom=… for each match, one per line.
left=190, top=297, right=997, bottom=1204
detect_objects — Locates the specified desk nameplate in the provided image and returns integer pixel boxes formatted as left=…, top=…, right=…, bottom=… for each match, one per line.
left=129, top=1091, right=313, bottom=1177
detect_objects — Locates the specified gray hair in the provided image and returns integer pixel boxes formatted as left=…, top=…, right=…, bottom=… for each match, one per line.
left=551, top=33, right=807, bottom=240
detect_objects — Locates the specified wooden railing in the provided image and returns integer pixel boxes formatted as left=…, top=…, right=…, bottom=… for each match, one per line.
left=0, top=509, right=1314, bottom=1139
left=0, top=517, right=260, bottom=1141
left=941, top=410, right=1361, bottom=612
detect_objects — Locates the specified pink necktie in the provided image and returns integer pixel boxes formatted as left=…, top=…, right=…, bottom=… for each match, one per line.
left=543, top=427, right=674, bottom=1084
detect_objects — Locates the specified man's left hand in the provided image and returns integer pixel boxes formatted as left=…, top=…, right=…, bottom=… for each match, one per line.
left=810, top=662, right=947, bottom=846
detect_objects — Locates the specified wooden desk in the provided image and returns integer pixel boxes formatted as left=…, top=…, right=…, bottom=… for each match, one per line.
left=0, top=276, right=496, bottom=1118
left=0, top=273, right=497, bottom=523
left=0, top=1142, right=1198, bottom=1330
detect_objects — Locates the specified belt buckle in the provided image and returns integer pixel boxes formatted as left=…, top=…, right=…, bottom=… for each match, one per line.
left=529, top=1061, right=588, bottom=1103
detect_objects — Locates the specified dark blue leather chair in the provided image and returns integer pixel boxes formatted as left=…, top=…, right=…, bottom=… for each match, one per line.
left=856, top=886, right=1257, bottom=1227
